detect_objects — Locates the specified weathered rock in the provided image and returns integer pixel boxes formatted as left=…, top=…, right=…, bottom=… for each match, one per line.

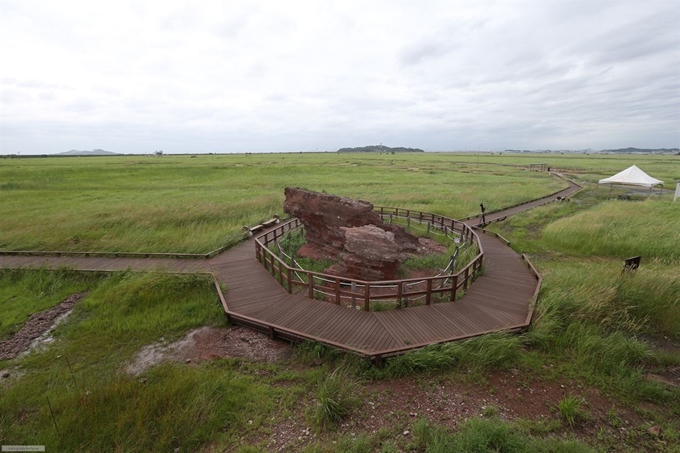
left=284, top=187, right=418, bottom=252
left=283, top=187, right=384, bottom=255
left=283, top=187, right=424, bottom=280
left=340, top=225, right=406, bottom=280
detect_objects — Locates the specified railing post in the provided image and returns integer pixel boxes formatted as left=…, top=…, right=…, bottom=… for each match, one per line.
left=287, top=267, right=292, bottom=294
left=464, top=267, right=470, bottom=290
left=269, top=252, right=275, bottom=275
left=427, top=222, right=431, bottom=235
left=426, top=279, right=432, bottom=305
left=351, top=282, right=357, bottom=308
left=335, top=278, right=341, bottom=305
left=407, top=215, right=411, bottom=228
left=397, top=282, right=403, bottom=308
left=277, top=260, right=283, bottom=284
left=364, top=285, right=370, bottom=311
left=308, top=274, right=314, bottom=299
left=450, top=275, right=458, bottom=301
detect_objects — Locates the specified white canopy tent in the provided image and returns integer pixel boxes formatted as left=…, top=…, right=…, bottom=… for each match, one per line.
left=598, top=165, right=664, bottom=189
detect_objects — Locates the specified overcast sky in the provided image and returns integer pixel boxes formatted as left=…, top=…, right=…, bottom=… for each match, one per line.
left=1, top=0, right=679, bottom=154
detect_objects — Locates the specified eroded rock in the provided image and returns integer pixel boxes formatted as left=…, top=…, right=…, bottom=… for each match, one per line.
left=283, top=187, right=421, bottom=280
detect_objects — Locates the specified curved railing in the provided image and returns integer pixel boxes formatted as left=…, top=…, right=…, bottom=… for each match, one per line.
left=254, top=208, right=483, bottom=311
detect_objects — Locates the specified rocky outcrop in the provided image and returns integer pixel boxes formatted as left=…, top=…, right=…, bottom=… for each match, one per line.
left=283, top=187, right=383, bottom=256
left=339, top=225, right=405, bottom=280
left=283, top=187, right=422, bottom=280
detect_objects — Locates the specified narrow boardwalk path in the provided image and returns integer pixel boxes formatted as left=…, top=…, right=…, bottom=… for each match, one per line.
left=0, top=175, right=580, bottom=359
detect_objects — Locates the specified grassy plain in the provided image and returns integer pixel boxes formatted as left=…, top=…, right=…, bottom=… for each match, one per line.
left=1, top=153, right=570, bottom=253
left=1, top=152, right=679, bottom=452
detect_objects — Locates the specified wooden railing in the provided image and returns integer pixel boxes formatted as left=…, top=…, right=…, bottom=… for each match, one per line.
left=254, top=209, right=484, bottom=311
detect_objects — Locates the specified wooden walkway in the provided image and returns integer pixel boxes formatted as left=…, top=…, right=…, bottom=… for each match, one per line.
left=0, top=175, right=581, bottom=359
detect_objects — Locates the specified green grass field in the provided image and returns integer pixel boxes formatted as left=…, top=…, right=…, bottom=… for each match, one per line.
left=2, top=153, right=570, bottom=253
left=1, top=152, right=679, bottom=452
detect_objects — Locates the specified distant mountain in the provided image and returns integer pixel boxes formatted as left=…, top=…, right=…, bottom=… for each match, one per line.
left=337, top=145, right=424, bottom=153
left=58, top=149, right=119, bottom=156
left=600, top=147, right=679, bottom=154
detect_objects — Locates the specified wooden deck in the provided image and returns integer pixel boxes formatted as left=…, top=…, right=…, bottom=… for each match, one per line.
left=0, top=176, right=581, bottom=359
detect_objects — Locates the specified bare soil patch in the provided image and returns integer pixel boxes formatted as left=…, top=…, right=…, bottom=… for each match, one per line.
left=240, top=368, right=653, bottom=452
left=0, top=292, right=87, bottom=360
left=126, top=326, right=293, bottom=375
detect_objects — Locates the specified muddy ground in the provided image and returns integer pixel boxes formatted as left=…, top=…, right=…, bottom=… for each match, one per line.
left=0, top=292, right=87, bottom=360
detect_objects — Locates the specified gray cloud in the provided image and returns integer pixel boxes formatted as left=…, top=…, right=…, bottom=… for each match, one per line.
left=1, top=0, right=678, bottom=154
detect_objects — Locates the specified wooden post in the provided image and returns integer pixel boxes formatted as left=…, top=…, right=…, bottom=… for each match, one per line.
left=407, top=215, right=411, bottom=228
left=464, top=267, right=470, bottom=290
left=335, top=278, right=341, bottom=305
left=450, top=275, right=458, bottom=301
left=402, top=282, right=409, bottom=307
left=427, top=222, right=431, bottom=235
left=269, top=252, right=275, bottom=275
left=308, top=274, right=314, bottom=299
left=351, top=282, right=357, bottom=308
left=364, top=285, right=370, bottom=311
left=397, top=282, right=403, bottom=308
left=287, top=267, right=292, bottom=294
left=426, top=279, right=432, bottom=305
left=277, top=260, right=283, bottom=284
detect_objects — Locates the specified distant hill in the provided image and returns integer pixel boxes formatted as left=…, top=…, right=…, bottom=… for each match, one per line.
left=58, top=149, right=119, bottom=156
left=600, top=147, right=679, bottom=154
left=337, top=145, right=424, bottom=153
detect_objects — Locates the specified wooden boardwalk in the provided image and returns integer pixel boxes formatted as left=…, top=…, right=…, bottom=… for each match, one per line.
left=0, top=175, right=581, bottom=359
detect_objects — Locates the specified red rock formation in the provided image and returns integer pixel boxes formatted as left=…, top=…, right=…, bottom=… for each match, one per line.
left=283, top=187, right=422, bottom=280
left=340, top=225, right=405, bottom=280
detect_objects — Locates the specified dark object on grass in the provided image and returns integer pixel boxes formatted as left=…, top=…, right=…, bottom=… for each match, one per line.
left=622, top=256, right=641, bottom=274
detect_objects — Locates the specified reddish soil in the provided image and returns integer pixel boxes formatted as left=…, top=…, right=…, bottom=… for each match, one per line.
left=242, top=365, right=671, bottom=453
left=126, top=326, right=292, bottom=375
left=0, top=292, right=87, bottom=360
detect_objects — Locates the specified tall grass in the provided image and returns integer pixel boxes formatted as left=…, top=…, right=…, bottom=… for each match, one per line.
left=367, top=332, right=524, bottom=379
left=0, top=270, right=263, bottom=453
left=0, top=154, right=566, bottom=253
left=533, top=259, right=680, bottom=340
left=543, top=199, right=680, bottom=263
left=312, top=367, right=362, bottom=429
left=411, top=417, right=594, bottom=453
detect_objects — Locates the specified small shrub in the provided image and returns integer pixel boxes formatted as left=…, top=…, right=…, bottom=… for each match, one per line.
left=312, top=367, right=362, bottom=429
left=558, top=395, right=586, bottom=427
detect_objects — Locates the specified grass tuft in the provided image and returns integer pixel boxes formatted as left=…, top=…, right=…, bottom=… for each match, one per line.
left=312, top=367, right=362, bottom=429
left=557, top=395, right=586, bottom=428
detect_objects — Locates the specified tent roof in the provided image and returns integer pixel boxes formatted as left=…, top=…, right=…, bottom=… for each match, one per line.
left=598, top=165, right=664, bottom=188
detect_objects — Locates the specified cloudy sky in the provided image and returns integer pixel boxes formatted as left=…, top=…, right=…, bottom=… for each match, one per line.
left=1, top=0, right=679, bottom=154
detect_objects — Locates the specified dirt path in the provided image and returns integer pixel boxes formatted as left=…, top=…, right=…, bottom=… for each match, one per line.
left=0, top=292, right=87, bottom=360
